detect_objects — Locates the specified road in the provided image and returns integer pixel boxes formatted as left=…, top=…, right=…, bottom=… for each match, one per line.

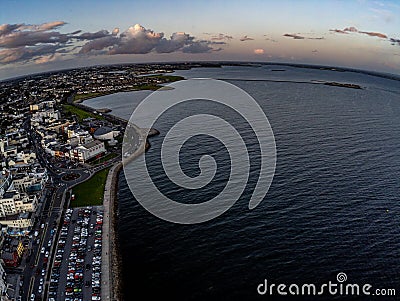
left=20, top=117, right=116, bottom=301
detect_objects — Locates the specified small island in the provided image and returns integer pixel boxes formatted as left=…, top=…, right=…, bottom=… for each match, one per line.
left=323, top=82, right=362, bottom=89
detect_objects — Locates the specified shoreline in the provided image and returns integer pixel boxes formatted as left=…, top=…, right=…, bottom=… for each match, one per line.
left=102, top=161, right=123, bottom=301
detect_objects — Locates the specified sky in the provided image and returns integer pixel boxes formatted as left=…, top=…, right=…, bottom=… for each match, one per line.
left=0, top=0, right=399, bottom=79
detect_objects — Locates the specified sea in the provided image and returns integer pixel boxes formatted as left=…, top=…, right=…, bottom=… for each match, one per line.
left=83, top=65, right=400, bottom=300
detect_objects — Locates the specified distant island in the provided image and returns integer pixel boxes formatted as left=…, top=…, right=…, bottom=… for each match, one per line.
left=323, top=82, right=362, bottom=89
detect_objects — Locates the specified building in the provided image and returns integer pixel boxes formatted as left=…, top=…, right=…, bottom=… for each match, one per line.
left=0, top=213, right=33, bottom=236
left=1, top=239, right=24, bottom=267
left=0, top=261, right=7, bottom=300
left=93, top=126, right=119, bottom=141
left=0, top=173, right=13, bottom=199
left=68, top=140, right=105, bottom=162
left=0, top=191, right=37, bottom=218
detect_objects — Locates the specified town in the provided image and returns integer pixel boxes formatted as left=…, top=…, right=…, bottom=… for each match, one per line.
left=0, top=62, right=210, bottom=301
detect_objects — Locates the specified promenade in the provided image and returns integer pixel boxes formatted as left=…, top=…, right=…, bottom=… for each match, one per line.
left=101, top=162, right=122, bottom=301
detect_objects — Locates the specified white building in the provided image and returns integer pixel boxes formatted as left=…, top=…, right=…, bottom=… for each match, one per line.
left=68, top=140, right=105, bottom=163
left=0, top=191, right=37, bottom=218
left=93, top=126, right=119, bottom=141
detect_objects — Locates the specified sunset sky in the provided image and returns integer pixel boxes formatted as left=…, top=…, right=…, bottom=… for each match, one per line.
left=1, top=0, right=399, bottom=79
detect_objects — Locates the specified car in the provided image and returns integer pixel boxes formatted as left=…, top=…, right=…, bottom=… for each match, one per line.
left=48, top=240, right=52, bottom=247
left=30, top=294, right=35, bottom=301
left=41, top=269, right=46, bottom=276
left=45, top=251, right=49, bottom=257
left=38, top=285, right=42, bottom=293
left=40, top=247, right=45, bottom=254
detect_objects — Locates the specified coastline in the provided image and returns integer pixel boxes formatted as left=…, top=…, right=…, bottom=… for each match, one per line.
left=102, top=124, right=159, bottom=301
left=102, top=161, right=123, bottom=301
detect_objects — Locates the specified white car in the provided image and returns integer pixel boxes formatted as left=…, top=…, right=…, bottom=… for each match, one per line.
left=40, top=247, right=45, bottom=254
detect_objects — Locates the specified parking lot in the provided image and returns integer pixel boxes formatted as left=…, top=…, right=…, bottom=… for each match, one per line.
left=48, top=206, right=103, bottom=301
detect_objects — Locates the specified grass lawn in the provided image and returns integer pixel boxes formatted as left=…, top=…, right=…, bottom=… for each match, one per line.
left=146, top=74, right=184, bottom=82
left=63, top=104, right=103, bottom=122
left=71, top=167, right=110, bottom=207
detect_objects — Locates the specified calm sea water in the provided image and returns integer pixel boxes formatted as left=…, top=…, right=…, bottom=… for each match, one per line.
left=84, top=65, right=400, bottom=300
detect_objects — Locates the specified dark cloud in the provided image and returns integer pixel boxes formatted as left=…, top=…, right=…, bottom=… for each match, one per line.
left=0, top=22, right=72, bottom=64
left=0, top=30, right=69, bottom=48
left=283, top=33, right=305, bottom=40
left=79, top=36, right=118, bottom=54
left=69, top=30, right=82, bottom=35
left=359, top=31, right=388, bottom=38
left=0, top=24, right=22, bottom=36
left=240, top=35, right=254, bottom=41
left=75, top=30, right=111, bottom=40
left=155, top=32, right=193, bottom=53
left=283, top=33, right=324, bottom=40
left=0, top=44, right=61, bottom=63
left=182, top=41, right=213, bottom=53
left=329, top=29, right=348, bottom=34
left=390, top=38, right=400, bottom=45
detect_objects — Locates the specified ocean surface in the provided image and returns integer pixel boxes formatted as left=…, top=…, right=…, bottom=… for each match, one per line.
left=84, top=65, right=400, bottom=300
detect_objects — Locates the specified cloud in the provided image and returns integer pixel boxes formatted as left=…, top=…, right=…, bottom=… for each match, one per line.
left=344, top=26, right=358, bottom=32
left=75, top=30, right=111, bottom=40
left=182, top=41, right=213, bottom=53
left=254, top=48, right=264, bottom=54
left=211, top=33, right=233, bottom=41
left=0, top=30, right=69, bottom=48
left=107, top=24, right=163, bottom=54
left=81, top=24, right=220, bottom=55
left=389, top=38, right=400, bottom=46
left=17, top=21, right=66, bottom=32
left=283, top=33, right=305, bottom=40
left=0, top=22, right=72, bottom=63
left=240, top=35, right=254, bottom=41
left=34, top=53, right=63, bottom=64
left=263, top=35, right=278, bottom=42
left=0, top=22, right=225, bottom=65
left=79, top=36, right=118, bottom=54
left=359, top=31, right=387, bottom=38
left=112, top=28, right=119, bottom=36
left=329, top=29, right=348, bottom=34
left=0, top=24, right=22, bottom=36
left=0, top=44, right=61, bottom=63
left=330, top=26, right=387, bottom=39
left=155, top=32, right=193, bottom=53
left=283, top=33, right=324, bottom=40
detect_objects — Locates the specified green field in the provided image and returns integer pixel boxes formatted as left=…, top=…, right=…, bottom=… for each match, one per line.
left=63, top=104, right=102, bottom=122
left=71, top=168, right=110, bottom=207
left=146, top=74, right=184, bottom=82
